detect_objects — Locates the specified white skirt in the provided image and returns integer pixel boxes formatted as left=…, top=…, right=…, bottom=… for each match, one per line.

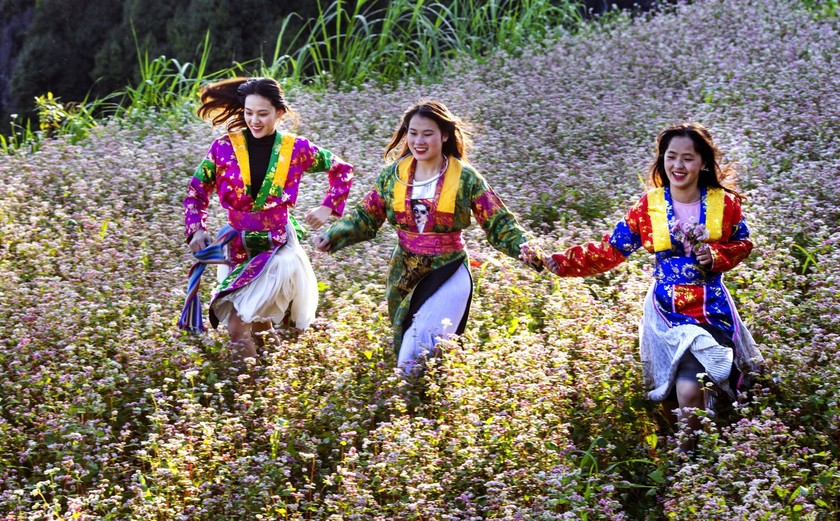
left=639, top=284, right=760, bottom=402
left=211, top=227, right=317, bottom=330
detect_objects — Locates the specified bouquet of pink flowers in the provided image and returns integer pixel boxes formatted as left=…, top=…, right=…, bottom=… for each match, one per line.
left=671, top=219, right=710, bottom=256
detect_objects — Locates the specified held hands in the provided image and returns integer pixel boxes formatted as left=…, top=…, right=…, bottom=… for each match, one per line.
left=312, top=234, right=331, bottom=252
left=519, top=242, right=556, bottom=274
left=304, top=205, right=332, bottom=230
left=188, top=229, right=211, bottom=254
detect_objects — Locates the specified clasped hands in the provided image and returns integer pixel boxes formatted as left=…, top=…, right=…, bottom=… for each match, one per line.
left=306, top=206, right=332, bottom=252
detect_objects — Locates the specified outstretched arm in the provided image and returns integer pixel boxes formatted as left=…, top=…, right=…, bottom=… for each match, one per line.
left=318, top=187, right=387, bottom=253
left=547, top=209, right=643, bottom=277
left=305, top=144, right=354, bottom=218
left=470, top=175, right=545, bottom=271
left=549, top=234, right=628, bottom=276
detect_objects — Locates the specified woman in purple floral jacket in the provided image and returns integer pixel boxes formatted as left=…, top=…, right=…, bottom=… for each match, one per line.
left=181, top=77, right=353, bottom=367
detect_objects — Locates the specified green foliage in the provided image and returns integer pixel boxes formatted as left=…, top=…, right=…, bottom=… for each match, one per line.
left=528, top=189, right=614, bottom=230
left=0, top=113, right=38, bottom=155
left=3, top=0, right=585, bottom=154
left=3, top=0, right=321, bottom=132
left=800, top=0, right=839, bottom=18
left=117, top=29, right=228, bottom=117
left=263, top=0, right=583, bottom=89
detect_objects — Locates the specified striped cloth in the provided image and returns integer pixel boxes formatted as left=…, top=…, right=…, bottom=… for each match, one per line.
left=178, top=226, right=239, bottom=333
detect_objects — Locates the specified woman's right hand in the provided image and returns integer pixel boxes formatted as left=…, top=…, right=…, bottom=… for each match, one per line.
left=313, top=234, right=331, bottom=252
left=188, top=229, right=211, bottom=254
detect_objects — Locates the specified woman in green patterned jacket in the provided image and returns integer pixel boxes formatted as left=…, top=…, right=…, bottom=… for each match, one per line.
left=314, top=99, right=544, bottom=373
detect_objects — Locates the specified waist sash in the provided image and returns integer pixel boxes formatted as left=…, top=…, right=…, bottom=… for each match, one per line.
left=228, top=206, right=286, bottom=232
left=178, top=225, right=238, bottom=334
left=397, top=229, right=464, bottom=255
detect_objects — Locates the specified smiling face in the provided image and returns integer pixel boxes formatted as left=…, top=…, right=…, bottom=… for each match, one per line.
left=407, top=114, right=448, bottom=166
left=663, top=135, right=705, bottom=202
left=244, top=94, right=283, bottom=138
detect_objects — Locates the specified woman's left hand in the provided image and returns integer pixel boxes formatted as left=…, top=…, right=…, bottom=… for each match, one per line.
left=304, top=205, right=332, bottom=230
left=695, top=243, right=713, bottom=267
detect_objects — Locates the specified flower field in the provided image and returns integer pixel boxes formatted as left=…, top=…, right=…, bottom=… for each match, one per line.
left=1, top=0, right=838, bottom=519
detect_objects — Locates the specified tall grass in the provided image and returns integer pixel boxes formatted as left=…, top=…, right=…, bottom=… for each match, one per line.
left=264, top=0, right=582, bottom=88
left=118, top=30, right=232, bottom=117
left=2, top=0, right=582, bottom=154
left=0, top=30, right=230, bottom=155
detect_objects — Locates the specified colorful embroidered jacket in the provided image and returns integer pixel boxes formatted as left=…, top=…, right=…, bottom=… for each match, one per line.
left=184, top=130, right=353, bottom=264
left=551, top=187, right=752, bottom=339
left=324, top=155, right=537, bottom=350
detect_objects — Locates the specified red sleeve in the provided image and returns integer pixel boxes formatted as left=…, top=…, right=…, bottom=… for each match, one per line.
left=709, top=193, right=752, bottom=272
left=550, top=234, right=627, bottom=277
left=709, top=240, right=753, bottom=271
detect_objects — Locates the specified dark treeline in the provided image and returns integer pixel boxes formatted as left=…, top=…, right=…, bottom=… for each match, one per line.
left=0, top=0, right=336, bottom=129
left=0, top=0, right=657, bottom=132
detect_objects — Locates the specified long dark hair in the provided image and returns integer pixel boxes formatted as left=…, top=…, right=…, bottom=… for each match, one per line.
left=196, top=77, right=297, bottom=131
left=384, top=99, right=472, bottom=162
left=647, top=122, right=744, bottom=200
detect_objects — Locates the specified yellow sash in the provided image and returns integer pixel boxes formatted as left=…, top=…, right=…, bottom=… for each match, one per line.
left=705, top=188, right=724, bottom=241
left=229, top=131, right=251, bottom=187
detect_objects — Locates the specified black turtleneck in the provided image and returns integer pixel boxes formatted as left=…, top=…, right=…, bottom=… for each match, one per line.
left=245, top=131, right=276, bottom=200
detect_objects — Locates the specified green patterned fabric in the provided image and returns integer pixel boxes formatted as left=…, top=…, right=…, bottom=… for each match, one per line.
left=324, top=157, right=535, bottom=353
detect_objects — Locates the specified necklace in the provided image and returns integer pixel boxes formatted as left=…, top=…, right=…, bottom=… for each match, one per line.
left=394, top=172, right=441, bottom=187
left=393, top=156, right=448, bottom=187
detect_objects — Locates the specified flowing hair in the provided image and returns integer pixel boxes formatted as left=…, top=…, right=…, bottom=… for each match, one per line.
left=647, top=122, right=745, bottom=201
left=196, top=77, right=297, bottom=131
left=384, top=99, right=472, bottom=162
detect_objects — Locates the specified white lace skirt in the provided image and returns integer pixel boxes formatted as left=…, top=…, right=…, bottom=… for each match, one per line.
left=639, top=284, right=759, bottom=402
left=211, top=228, right=317, bottom=330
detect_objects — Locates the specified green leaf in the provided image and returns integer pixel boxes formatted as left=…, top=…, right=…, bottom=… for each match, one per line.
left=648, top=469, right=666, bottom=484
left=100, top=218, right=110, bottom=239
left=508, top=317, right=519, bottom=334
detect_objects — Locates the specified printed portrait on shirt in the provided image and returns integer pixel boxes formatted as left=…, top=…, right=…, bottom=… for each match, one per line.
left=412, top=200, right=431, bottom=233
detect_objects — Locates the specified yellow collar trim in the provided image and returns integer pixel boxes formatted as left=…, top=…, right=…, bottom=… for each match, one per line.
left=271, top=133, right=296, bottom=193
left=394, top=156, right=463, bottom=214
left=705, top=188, right=724, bottom=241
left=229, top=131, right=251, bottom=188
